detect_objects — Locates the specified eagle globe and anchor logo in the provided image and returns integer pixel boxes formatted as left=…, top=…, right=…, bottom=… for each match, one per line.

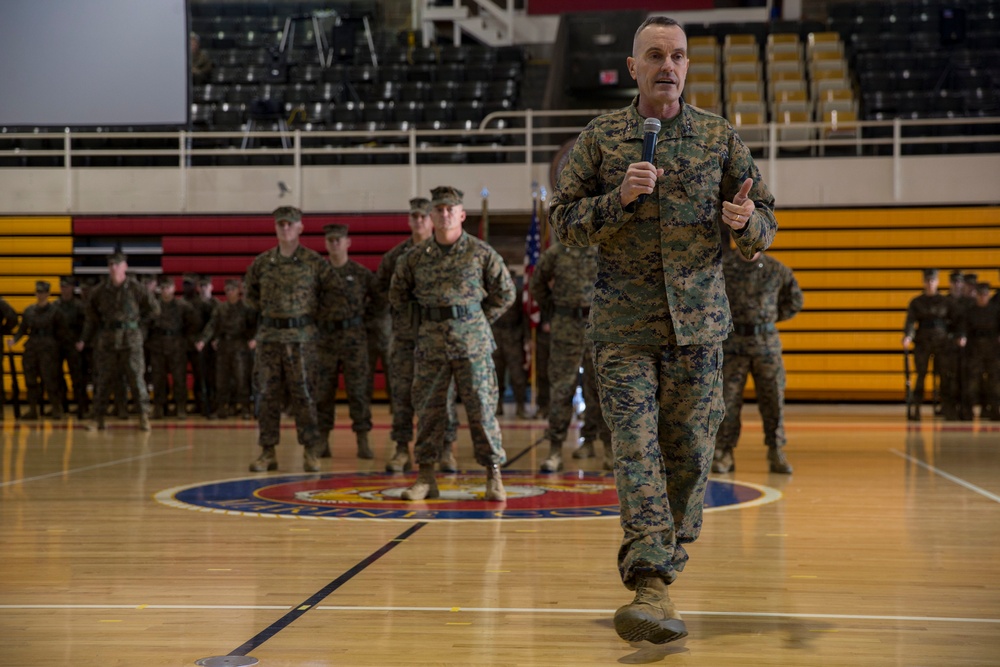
left=157, top=470, right=780, bottom=521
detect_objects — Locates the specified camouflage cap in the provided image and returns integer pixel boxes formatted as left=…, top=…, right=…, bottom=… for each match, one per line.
left=409, top=197, right=432, bottom=215
left=922, top=268, right=938, bottom=279
left=949, top=270, right=963, bottom=282
left=430, top=186, right=464, bottom=206
left=224, top=278, right=242, bottom=289
left=107, top=252, right=128, bottom=265
left=323, top=223, right=349, bottom=238
left=35, top=280, right=51, bottom=293
left=273, top=206, right=302, bottom=224
left=157, top=275, right=176, bottom=287
left=60, top=275, right=78, bottom=287
left=197, top=275, right=213, bottom=287
left=964, top=273, right=978, bottom=284
left=976, top=281, right=991, bottom=295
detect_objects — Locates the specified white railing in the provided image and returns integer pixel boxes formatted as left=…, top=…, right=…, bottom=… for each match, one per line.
left=1, top=112, right=998, bottom=213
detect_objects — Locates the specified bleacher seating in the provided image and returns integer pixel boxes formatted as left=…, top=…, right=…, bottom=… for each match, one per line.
left=833, top=0, right=1000, bottom=121
left=186, top=2, right=527, bottom=138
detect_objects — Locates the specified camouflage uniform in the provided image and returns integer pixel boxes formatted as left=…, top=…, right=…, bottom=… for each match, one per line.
left=940, top=279, right=970, bottom=420
left=903, top=275, right=955, bottom=418
left=55, top=281, right=89, bottom=415
left=244, top=229, right=334, bottom=464
left=0, top=297, right=18, bottom=418
left=316, top=256, right=378, bottom=445
left=389, top=230, right=515, bottom=468
left=188, top=285, right=218, bottom=415
left=535, top=314, right=552, bottom=417
left=529, top=243, right=611, bottom=469
left=366, top=308, right=392, bottom=406
left=12, top=285, right=67, bottom=419
left=714, top=250, right=803, bottom=473
left=964, top=286, right=1000, bottom=420
left=375, top=236, right=458, bottom=462
left=549, top=97, right=776, bottom=588
left=148, top=283, right=200, bottom=417
left=201, top=288, right=257, bottom=418
left=82, top=267, right=160, bottom=427
left=491, top=275, right=529, bottom=416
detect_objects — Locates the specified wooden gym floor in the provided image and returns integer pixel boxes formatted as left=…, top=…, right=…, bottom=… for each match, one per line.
left=1, top=403, right=999, bottom=666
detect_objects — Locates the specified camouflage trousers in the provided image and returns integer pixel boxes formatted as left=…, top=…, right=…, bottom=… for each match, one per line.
left=938, top=341, right=963, bottom=418
left=92, top=342, right=149, bottom=417
left=367, top=316, right=391, bottom=405
left=965, top=338, right=1000, bottom=418
left=593, top=341, right=723, bottom=588
left=388, top=335, right=457, bottom=445
left=492, top=327, right=528, bottom=406
left=23, top=342, right=63, bottom=409
left=716, top=333, right=787, bottom=450
left=317, top=333, right=372, bottom=437
left=149, top=338, right=188, bottom=410
left=412, top=352, right=503, bottom=467
left=912, top=333, right=948, bottom=406
left=535, top=327, right=551, bottom=411
left=58, top=343, right=89, bottom=412
left=256, top=341, right=322, bottom=448
left=215, top=340, right=251, bottom=410
left=548, top=314, right=609, bottom=445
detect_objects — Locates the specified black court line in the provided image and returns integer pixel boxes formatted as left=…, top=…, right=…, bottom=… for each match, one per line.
left=502, top=435, right=547, bottom=468
left=228, top=521, right=428, bottom=657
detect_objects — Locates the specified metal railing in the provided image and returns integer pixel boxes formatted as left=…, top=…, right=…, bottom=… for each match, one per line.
left=3, top=111, right=997, bottom=167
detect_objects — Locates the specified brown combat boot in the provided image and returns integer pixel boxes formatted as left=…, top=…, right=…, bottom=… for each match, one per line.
left=401, top=463, right=439, bottom=500
left=304, top=444, right=322, bottom=473
left=540, top=442, right=563, bottom=473
left=20, top=406, right=39, bottom=420
left=385, top=442, right=412, bottom=473
left=249, top=446, right=278, bottom=472
left=572, top=440, right=596, bottom=459
left=356, top=431, right=374, bottom=459
left=768, top=446, right=793, bottom=474
left=485, top=464, right=506, bottom=502
left=439, top=442, right=458, bottom=473
left=712, top=448, right=735, bottom=473
left=613, top=576, right=687, bottom=644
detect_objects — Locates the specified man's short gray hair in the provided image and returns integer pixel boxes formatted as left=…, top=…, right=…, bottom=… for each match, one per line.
left=632, top=16, right=684, bottom=56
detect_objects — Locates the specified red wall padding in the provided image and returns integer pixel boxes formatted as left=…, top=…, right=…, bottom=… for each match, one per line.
left=161, top=234, right=409, bottom=255
left=162, top=254, right=383, bottom=274
left=74, top=214, right=410, bottom=236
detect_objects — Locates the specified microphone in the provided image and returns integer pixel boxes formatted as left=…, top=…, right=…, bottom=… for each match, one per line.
left=638, top=117, right=661, bottom=204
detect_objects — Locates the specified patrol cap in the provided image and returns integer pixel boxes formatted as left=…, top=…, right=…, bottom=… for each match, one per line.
left=976, top=281, right=991, bottom=295
left=60, top=275, right=78, bottom=287
left=107, top=252, right=128, bottom=265
left=949, top=270, right=963, bottom=282
left=323, top=223, right=349, bottom=238
left=430, top=186, right=464, bottom=206
left=224, top=278, right=242, bottom=289
left=922, top=268, right=938, bottom=280
left=409, top=197, right=432, bottom=215
left=157, top=275, right=176, bottom=287
left=963, top=273, right=978, bottom=284
left=197, top=275, right=213, bottom=287
left=35, top=280, right=51, bottom=293
left=273, top=206, right=302, bottom=224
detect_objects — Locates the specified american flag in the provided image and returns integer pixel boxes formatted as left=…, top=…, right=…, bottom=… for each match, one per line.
left=522, top=197, right=542, bottom=327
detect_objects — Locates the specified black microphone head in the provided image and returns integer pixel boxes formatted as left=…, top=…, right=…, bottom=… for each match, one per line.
left=643, top=117, right=661, bottom=134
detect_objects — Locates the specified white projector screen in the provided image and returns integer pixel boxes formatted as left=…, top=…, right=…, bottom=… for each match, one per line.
left=0, top=0, right=189, bottom=127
